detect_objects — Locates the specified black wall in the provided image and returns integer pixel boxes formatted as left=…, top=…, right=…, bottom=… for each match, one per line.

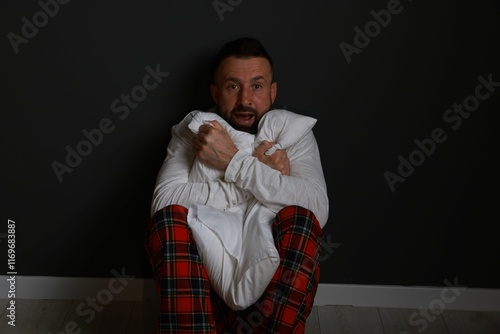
left=2, top=0, right=499, bottom=288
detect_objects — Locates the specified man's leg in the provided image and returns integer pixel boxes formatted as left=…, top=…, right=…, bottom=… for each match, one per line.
left=145, top=205, right=216, bottom=333
left=215, top=205, right=323, bottom=333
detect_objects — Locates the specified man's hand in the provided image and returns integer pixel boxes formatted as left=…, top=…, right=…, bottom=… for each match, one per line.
left=253, top=141, right=290, bottom=175
left=192, top=120, right=238, bottom=171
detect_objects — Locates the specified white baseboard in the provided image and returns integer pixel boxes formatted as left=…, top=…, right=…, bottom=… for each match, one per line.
left=2, top=275, right=499, bottom=312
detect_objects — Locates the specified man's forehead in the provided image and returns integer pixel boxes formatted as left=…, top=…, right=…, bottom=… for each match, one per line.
left=217, top=56, right=272, bottom=78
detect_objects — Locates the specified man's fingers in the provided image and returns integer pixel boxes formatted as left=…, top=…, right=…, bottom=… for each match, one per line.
left=198, top=123, right=212, bottom=134
left=208, top=120, right=222, bottom=129
left=253, top=142, right=290, bottom=175
left=253, top=140, right=274, bottom=156
left=199, top=121, right=227, bottom=137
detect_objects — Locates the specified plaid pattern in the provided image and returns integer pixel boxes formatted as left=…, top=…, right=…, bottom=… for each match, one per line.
left=145, top=205, right=215, bottom=333
left=145, top=205, right=323, bottom=334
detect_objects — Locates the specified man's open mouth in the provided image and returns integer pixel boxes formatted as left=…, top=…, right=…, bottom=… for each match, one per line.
left=233, top=112, right=255, bottom=125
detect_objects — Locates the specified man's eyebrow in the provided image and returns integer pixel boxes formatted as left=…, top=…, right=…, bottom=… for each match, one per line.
left=223, top=76, right=268, bottom=83
left=224, top=77, right=242, bottom=83
left=250, top=75, right=266, bottom=82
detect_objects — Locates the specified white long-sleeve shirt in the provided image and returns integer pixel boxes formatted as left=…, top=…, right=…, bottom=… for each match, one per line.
left=151, top=110, right=329, bottom=228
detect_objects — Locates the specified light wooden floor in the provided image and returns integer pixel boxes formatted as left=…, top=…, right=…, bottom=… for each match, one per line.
left=1, top=298, right=499, bottom=333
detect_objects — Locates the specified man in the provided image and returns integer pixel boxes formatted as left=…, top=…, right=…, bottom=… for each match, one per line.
left=145, top=37, right=329, bottom=333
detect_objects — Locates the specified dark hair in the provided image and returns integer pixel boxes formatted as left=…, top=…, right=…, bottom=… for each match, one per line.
left=210, top=37, right=274, bottom=82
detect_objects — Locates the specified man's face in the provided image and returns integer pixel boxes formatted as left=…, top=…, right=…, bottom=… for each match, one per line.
left=210, top=56, right=277, bottom=134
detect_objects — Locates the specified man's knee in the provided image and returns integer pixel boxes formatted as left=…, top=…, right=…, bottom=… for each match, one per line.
left=275, top=205, right=321, bottom=233
left=153, top=204, right=188, bottom=216
left=151, top=204, right=188, bottom=226
left=147, top=204, right=190, bottom=243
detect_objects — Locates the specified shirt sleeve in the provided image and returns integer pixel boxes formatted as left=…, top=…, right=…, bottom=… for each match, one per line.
left=150, top=115, right=252, bottom=216
left=224, top=130, right=330, bottom=227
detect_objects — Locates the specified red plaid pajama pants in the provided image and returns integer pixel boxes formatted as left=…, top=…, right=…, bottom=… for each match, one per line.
left=145, top=205, right=323, bottom=334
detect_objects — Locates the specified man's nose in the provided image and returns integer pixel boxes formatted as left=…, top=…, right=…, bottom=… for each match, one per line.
left=238, top=86, right=253, bottom=106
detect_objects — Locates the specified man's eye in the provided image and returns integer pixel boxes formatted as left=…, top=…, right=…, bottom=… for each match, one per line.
left=227, top=84, right=238, bottom=90
left=254, top=84, right=262, bottom=89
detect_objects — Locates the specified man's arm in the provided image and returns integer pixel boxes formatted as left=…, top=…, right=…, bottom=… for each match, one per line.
left=225, top=130, right=329, bottom=227
left=185, top=118, right=329, bottom=227
left=150, top=115, right=252, bottom=216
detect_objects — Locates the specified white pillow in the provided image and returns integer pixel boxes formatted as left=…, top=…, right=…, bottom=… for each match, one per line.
left=187, top=202, right=279, bottom=310
left=184, top=109, right=317, bottom=310
left=255, top=109, right=317, bottom=155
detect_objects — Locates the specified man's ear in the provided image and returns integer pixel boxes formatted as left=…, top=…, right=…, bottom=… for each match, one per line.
left=271, top=81, right=277, bottom=104
left=210, top=83, right=218, bottom=104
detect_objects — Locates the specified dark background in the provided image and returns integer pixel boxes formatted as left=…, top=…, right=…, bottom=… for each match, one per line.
left=1, top=0, right=499, bottom=288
